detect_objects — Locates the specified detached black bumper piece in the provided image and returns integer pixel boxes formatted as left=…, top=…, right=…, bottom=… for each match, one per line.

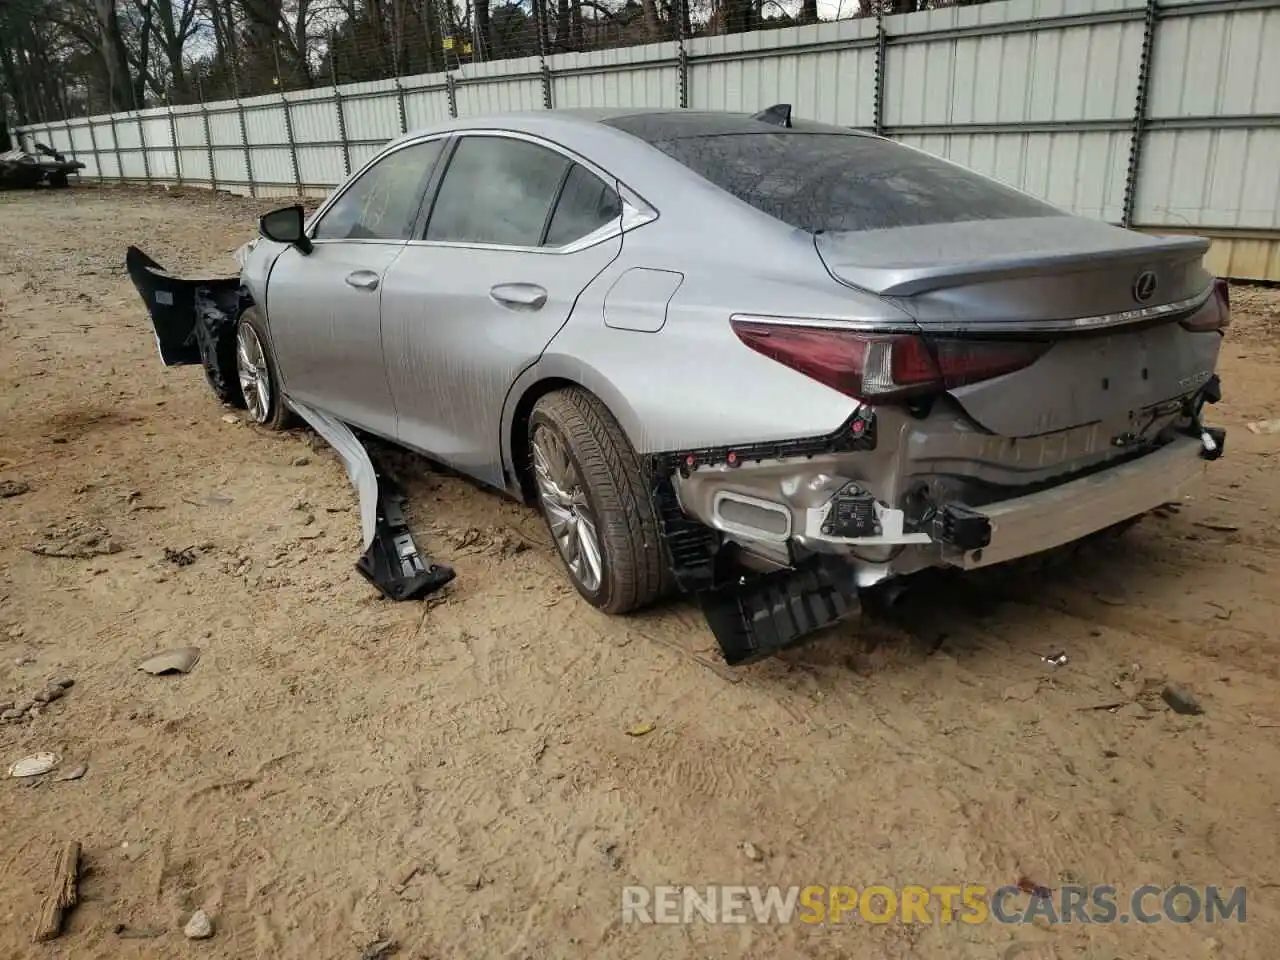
left=289, top=400, right=455, bottom=605
left=697, top=557, right=861, bottom=666
left=357, top=478, right=457, bottom=602
left=125, top=246, right=249, bottom=406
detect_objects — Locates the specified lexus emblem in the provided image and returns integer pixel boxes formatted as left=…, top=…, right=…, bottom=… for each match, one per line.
left=1132, top=270, right=1158, bottom=303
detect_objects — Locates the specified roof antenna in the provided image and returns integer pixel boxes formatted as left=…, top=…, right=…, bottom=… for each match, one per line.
left=751, top=104, right=792, bottom=128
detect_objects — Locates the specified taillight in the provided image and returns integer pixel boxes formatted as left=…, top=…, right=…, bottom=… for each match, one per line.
left=1180, top=280, right=1231, bottom=333
left=730, top=319, right=1047, bottom=402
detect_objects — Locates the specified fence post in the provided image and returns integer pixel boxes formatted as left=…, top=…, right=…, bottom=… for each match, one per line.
left=332, top=87, right=351, bottom=179
left=236, top=100, right=256, bottom=197
left=107, top=112, right=125, bottom=182
left=85, top=115, right=103, bottom=182
left=873, top=11, right=887, bottom=136
left=62, top=118, right=76, bottom=177
left=446, top=73, right=458, bottom=119
left=281, top=93, right=303, bottom=195
left=677, top=0, right=690, bottom=108
left=535, top=2, right=554, bottom=109
left=136, top=111, right=152, bottom=183
left=1123, top=0, right=1159, bottom=228
left=394, top=78, right=408, bottom=134
left=199, top=98, right=218, bottom=193
left=167, top=105, right=182, bottom=185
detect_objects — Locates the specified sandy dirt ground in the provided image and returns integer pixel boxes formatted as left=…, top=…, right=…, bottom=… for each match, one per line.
left=2, top=184, right=1280, bottom=960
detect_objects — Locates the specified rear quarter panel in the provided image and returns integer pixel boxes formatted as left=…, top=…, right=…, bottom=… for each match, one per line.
left=504, top=223, right=915, bottom=468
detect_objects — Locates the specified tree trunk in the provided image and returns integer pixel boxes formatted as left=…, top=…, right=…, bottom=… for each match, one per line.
left=640, top=0, right=661, bottom=40
left=555, top=0, right=571, bottom=50
left=570, top=0, right=583, bottom=50
left=92, top=0, right=136, bottom=110
left=474, top=0, right=492, bottom=61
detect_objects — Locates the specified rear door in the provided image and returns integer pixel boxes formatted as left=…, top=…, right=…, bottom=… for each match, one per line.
left=380, top=133, right=624, bottom=487
left=266, top=138, right=446, bottom=436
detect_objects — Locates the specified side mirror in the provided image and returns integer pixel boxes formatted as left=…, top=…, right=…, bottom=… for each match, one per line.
left=259, top=205, right=313, bottom=254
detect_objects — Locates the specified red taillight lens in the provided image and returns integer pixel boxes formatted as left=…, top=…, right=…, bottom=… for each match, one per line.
left=1180, top=280, right=1231, bottom=333
left=730, top=319, right=1047, bottom=402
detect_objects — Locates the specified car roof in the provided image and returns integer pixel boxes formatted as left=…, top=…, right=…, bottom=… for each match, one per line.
left=395, top=107, right=873, bottom=144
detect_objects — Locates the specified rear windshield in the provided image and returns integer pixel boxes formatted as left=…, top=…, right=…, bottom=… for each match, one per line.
left=604, top=126, right=1064, bottom=233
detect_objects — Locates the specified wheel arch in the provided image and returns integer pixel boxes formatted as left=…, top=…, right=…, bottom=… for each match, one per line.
left=503, top=361, right=645, bottom=505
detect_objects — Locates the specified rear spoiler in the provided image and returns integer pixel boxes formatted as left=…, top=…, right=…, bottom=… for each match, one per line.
left=818, top=232, right=1211, bottom=298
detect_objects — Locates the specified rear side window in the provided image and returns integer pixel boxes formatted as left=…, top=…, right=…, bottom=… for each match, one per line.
left=545, top=165, right=622, bottom=247
left=606, top=129, right=1063, bottom=233
left=426, top=136, right=569, bottom=246
left=312, top=139, right=444, bottom=241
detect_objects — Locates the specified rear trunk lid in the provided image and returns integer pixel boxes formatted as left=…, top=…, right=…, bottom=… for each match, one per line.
left=816, top=216, right=1220, bottom=439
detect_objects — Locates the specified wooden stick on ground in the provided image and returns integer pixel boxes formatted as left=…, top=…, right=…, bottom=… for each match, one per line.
left=32, top=840, right=81, bottom=943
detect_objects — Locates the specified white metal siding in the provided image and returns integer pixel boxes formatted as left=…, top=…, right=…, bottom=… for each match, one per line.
left=15, top=0, right=1280, bottom=279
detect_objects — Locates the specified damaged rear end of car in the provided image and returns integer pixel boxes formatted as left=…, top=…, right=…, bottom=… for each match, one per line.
left=632, top=121, right=1229, bottom=665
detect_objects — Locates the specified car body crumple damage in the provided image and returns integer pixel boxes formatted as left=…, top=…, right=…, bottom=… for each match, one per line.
left=125, top=106, right=1230, bottom=666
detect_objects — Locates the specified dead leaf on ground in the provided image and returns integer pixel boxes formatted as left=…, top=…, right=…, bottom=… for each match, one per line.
left=137, top=647, right=202, bottom=676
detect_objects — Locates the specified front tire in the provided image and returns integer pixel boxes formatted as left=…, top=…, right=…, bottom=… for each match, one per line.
left=235, top=308, right=293, bottom=430
left=529, top=389, right=669, bottom=614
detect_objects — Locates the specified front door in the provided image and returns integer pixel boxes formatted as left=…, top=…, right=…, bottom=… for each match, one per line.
left=265, top=137, right=447, bottom=437
left=380, top=134, right=625, bottom=486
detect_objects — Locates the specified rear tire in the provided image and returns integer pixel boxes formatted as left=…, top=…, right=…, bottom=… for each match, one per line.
left=529, top=389, right=670, bottom=614
left=235, top=308, right=295, bottom=431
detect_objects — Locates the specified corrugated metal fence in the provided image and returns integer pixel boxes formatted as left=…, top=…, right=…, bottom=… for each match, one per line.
left=14, top=0, right=1280, bottom=279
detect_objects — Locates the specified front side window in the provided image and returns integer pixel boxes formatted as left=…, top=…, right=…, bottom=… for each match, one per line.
left=426, top=136, right=572, bottom=247
left=312, top=139, right=445, bottom=241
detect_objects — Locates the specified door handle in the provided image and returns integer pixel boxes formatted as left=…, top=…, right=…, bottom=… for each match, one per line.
left=490, top=283, right=548, bottom=310
left=345, top=270, right=380, bottom=291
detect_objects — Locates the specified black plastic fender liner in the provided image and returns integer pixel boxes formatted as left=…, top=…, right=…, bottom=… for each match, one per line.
left=290, top=399, right=455, bottom=603
left=126, top=246, right=238, bottom=365
left=125, top=246, right=251, bottom=406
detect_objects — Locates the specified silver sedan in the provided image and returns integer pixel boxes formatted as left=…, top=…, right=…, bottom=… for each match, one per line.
left=169, top=107, right=1234, bottom=663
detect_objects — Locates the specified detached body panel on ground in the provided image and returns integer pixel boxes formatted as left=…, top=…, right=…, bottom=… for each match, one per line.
left=128, top=107, right=1231, bottom=664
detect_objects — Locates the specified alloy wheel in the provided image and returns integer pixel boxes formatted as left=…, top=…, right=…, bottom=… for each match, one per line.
left=236, top=322, right=271, bottom=424
left=532, top=424, right=603, bottom=593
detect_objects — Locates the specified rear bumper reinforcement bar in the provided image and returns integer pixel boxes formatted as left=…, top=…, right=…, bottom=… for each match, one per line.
left=940, top=434, right=1208, bottom=570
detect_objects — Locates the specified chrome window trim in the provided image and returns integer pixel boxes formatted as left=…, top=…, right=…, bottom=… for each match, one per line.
left=406, top=128, right=658, bottom=255
left=731, top=287, right=1213, bottom=336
